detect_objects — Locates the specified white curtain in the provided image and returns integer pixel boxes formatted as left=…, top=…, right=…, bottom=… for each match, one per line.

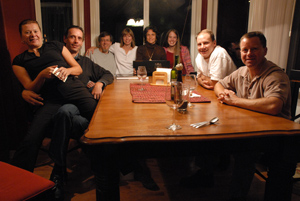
left=72, top=0, right=85, bottom=55
left=248, top=0, right=296, bottom=69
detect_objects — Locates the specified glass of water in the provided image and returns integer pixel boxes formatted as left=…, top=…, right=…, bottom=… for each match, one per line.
left=137, top=66, right=147, bottom=91
left=184, top=74, right=197, bottom=107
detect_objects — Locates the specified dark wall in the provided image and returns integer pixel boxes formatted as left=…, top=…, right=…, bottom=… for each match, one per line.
left=0, top=0, right=35, bottom=160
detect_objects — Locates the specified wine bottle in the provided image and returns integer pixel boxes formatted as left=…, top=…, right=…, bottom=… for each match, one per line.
left=177, top=69, right=182, bottom=82
left=175, top=55, right=182, bottom=82
left=171, top=55, right=179, bottom=81
left=171, top=55, right=179, bottom=100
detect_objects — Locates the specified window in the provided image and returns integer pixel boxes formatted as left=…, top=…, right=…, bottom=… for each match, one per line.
left=99, top=0, right=191, bottom=48
left=100, top=0, right=144, bottom=45
left=41, top=0, right=72, bottom=42
left=149, top=0, right=192, bottom=48
left=216, top=0, right=249, bottom=46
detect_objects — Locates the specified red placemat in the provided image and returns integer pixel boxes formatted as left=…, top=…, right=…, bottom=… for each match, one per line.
left=130, top=83, right=210, bottom=103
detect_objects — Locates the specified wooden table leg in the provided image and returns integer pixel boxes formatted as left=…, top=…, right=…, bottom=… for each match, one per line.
left=89, top=145, right=121, bottom=201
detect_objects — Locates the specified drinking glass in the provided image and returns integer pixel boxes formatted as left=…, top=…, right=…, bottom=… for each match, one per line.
left=184, top=74, right=197, bottom=107
left=165, top=82, right=187, bottom=131
left=177, top=83, right=190, bottom=113
left=137, top=66, right=147, bottom=91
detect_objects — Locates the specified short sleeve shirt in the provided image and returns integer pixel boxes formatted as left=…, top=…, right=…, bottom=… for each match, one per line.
left=196, top=46, right=236, bottom=81
left=12, top=41, right=67, bottom=80
left=218, top=60, right=291, bottom=119
left=12, top=41, right=87, bottom=102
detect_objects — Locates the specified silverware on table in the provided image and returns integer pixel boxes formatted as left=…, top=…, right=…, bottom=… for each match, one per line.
left=190, top=117, right=219, bottom=128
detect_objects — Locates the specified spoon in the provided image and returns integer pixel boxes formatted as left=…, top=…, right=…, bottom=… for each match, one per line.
left=190, top=117, right=219, bottom=128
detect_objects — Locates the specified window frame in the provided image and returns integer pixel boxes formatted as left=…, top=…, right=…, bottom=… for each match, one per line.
left=35, top=0, right=86, bottom=55
left=90, top=0, right=207, bottom=67
left=35, top=0, right=219, bottom=67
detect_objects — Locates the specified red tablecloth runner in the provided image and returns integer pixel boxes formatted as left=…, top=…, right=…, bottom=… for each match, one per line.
left=130, top=83, right=210, bottom=103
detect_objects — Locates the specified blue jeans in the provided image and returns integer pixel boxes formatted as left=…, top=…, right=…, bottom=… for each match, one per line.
left=11, top=102, right=62, bottom=171
left=11, top=103, right=89, bottom=172
left=49, top=104, right=89, bottom=168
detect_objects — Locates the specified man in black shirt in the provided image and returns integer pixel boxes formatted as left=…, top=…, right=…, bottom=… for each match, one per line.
left=19, top=25, right=113, bottom=200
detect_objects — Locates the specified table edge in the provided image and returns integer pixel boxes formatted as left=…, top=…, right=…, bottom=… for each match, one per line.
left=80, top=129, right=300, bottom=145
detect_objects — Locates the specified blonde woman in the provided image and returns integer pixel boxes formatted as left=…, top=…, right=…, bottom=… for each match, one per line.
left=109, top=28, right=138, bottom=75
left=86, top=28, right=138, bottom=75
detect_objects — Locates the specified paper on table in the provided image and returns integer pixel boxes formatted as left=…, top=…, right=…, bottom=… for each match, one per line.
left=52, top=67, right=68, bottom=82
left=191, top=93, right=201, bottom=98
left=156, top=68, right=171, bottom=83
left=116, top=76, right=149, bottom=80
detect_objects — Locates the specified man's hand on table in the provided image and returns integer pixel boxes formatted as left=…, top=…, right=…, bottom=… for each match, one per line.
left=217, top=89, right=237, bottom=105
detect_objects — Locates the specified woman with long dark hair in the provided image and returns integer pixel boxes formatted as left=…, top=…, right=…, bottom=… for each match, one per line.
left=136, top=25, right=166, bottom=61
left=163, top=29, right=194, bottom=74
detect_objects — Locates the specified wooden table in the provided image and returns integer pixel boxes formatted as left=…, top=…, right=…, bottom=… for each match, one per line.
left=82, top=79, right=300, bottom=144
left=81, top=79, right=300, bottom=201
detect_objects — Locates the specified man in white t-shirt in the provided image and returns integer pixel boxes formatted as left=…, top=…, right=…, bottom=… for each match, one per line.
left=87, top=32, right=117, bottom=76
left=196, top=29, right=236, bottom=89
left=180, top=29, right=237, bottom=195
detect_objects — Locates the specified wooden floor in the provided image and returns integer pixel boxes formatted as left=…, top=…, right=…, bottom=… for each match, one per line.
left=33, top=144, right=300, bottom=201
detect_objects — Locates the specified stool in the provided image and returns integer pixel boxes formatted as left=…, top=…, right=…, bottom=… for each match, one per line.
left=0, top=162, right=55, bottom=201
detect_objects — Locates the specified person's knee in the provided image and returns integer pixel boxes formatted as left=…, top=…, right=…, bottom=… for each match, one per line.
left=56, top=104, right=80, bottom=118
left=71, top=115, right=89, bottom=139
left=81, top=99, right=97, bottom=120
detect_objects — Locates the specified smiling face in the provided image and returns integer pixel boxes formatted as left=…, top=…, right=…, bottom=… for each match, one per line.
left=99, top=35, right=112, bottom=53
left=167, top=31, right=178, bottom=47
left=64, top=27, right=83, bottom=56
left=123, top=33, right=133, bottom=46
left=196, top=32, right=216, bottom=60
left=21, top=23, right=43, bottom=50
left=146, top=29, right=156, bottom=44
left=240, top=36, right=267, bottom=69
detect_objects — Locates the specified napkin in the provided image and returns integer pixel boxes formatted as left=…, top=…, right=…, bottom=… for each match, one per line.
left=52, top=67, right=68, bottom=82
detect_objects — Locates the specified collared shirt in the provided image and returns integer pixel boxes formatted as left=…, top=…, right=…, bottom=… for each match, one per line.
left=219, top=60, right=291, bottom=119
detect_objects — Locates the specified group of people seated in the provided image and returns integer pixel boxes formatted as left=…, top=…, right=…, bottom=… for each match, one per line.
left=85, top=25, right=197, bottom=78
left=8, top=18, right=299, bottom=201
left=11, top=20, right=114, bottom=200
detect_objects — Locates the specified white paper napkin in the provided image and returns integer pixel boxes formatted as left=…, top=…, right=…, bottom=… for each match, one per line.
left=52, top=67, right=68, bottom=82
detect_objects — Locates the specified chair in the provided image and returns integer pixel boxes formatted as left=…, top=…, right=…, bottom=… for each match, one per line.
left=0, top=162, right=55, bottom=201
left=289, top=69, right=300, bottom=121
left=285, top=0, right=300, bottom=121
